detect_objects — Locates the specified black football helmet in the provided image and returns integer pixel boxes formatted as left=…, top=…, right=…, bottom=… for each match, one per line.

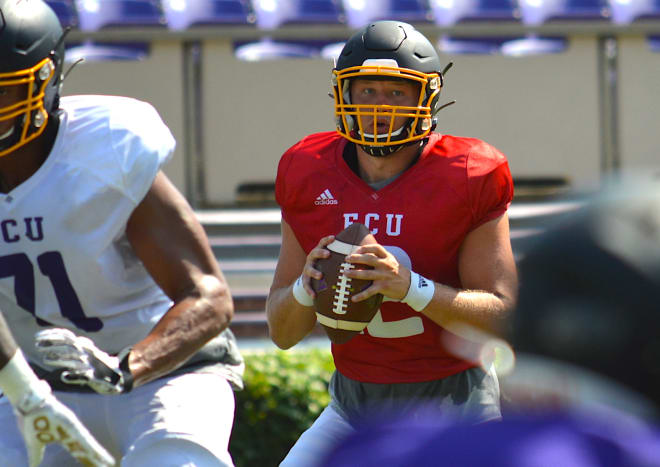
left=332, top=21, right=447, bottom=157
left=0, top=0, right=65, bottom=157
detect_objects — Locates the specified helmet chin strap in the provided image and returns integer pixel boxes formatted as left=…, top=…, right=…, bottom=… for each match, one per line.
left=360, top=125, right=406, bottom=140
left=355, top=118, right=415, bottom=157
left=359, top=143, right=406, bottom=157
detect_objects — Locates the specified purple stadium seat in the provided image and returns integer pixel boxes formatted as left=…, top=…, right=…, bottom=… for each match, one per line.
left=280, top=0, right=345, bottom=25
left=649, top=35, right=660, bottom=51
left=438, top=33, right=566, bottom=57
left=65, top=42, right=151, bottom=62
left=254, top=0, right=344, bottom=28
left=46, top=0, right=80, bottom=28
left=389, top=0, right=434, bottom=23
left=342, top=0, right=431, bottom=29
left=500, top=35, right=568, bottom=55
left=432, top=0, right=521, bottom=27
left=519, top=0, right=611, bottom=25
left=431, top=0, right=526, bottom=56
left=162, top=0, right=256, bottom=29
left=437, top=36, right=512, bottom=54
left=234, top=40, right=320, bottom=60
left=611, top=0, right=660, bottom=24
left=75, top=0, right=167, bottom=30
left=320, top=41, right=345, bottom=60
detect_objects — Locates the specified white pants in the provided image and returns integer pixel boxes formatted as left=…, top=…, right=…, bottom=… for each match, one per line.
left=280, top=405, right=354, bottom=467
left=0, top=371, right=236, bottom=466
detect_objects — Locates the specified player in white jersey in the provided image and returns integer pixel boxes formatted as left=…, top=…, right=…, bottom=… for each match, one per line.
left=0, top=1, right=243, bottom=465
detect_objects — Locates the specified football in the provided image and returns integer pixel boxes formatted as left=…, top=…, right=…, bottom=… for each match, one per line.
left=311, top=223, right=383, bottom=344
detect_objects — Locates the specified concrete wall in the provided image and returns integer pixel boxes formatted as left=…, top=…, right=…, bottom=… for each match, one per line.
left=618, top=36, right=660, bottom=170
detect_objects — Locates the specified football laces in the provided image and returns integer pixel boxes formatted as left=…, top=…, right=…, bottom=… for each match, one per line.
left=331, top=262, right=355, bottom=315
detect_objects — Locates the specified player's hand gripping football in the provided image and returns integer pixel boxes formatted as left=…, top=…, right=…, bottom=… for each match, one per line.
left=35, top=328, right=132, bottom=395
left=344, top=243, right=412, bottom=303
left=299, top=234, right=336, bottom=298
left=16, top=379, right=115, bottom=467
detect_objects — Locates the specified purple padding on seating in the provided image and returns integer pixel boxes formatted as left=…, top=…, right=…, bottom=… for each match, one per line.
left=500, top=36, right=569, bottom=56
left=520, top=0, right=610, bottom=25
left=437, top=37, right=514, bottom=55
left=545, top=0, right=611, bottom=21
left=438, top=36, right=568, bottom=56
left=611, top=0, right=660, bottom=24
left=46, top=0, right=79, bottom=28
left=458, top=0, right=520, bottom=22
left=65, top=42, right=151, bottom=62
left=636, top=0, right=660, bottom=20
left=76, top=0, right=167, bottom=30
left=164, top=0, right=256, bottom=29
left=648, top=36, right=660, bottom=52
left=388, top=0, right=433, bottom=23
left=233, top=40, right=321, bottom=61
left=279, top=0, right=345, bottom=25
left=433, top=0, right=520, bottom=28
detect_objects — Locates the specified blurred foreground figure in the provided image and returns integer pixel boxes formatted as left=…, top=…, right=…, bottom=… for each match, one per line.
left=508, top=172, right=660, bottom=419
left=321, top=173, right=660, bottom=466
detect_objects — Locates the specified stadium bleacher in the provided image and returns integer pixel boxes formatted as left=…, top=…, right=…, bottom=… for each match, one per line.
left=342, top=0, right=433, bottom=28
left=518, top=0, right=611, bottom=25
left=233, top=39, right=321, bottom=60
left=75, top=0, right=167, bottom=30
left=611, top=0, right=660, bottom=23
left=162, top=0, right=258, bottom=29
left=49, top=0, right=660, bottom=31
left=250, top=0, right=345, bottom=29
left=650, top=34, right=660, bottom=50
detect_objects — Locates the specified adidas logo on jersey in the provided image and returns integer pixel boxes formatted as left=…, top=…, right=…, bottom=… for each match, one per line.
left=315, top=189, right=338, bottom=205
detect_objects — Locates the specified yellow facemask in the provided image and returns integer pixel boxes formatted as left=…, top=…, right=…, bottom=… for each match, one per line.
left=332, top=64, right=442, bottom=148
left=0, top=57, right=55, bottom=158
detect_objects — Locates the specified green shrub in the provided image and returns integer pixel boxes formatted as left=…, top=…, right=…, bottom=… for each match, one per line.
left=230, top=348, right=335, bottom=467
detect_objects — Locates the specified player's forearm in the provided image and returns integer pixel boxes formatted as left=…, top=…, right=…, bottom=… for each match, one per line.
left=0, top=314, right=18, bottom=368
left=421, top=283, right=514, bottom=337
left=128, top=280, right=234, bottom=387
left=266, top=286, right=316, bottom=350
left=0, top=348, right=46, bottom=407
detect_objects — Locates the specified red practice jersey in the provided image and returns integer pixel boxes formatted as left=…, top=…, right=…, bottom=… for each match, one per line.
left=276, top=132, right=514, bottom=384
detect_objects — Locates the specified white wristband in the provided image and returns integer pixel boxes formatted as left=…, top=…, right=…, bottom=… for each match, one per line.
left=402, top=271, right=435, bottom=312
left=0, top=349, right=49, bottom=408
left=292, top=275, right=314, bottom=307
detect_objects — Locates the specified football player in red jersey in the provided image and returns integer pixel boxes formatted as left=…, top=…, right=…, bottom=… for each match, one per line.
left=266, top=20, right=518, bottom=466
